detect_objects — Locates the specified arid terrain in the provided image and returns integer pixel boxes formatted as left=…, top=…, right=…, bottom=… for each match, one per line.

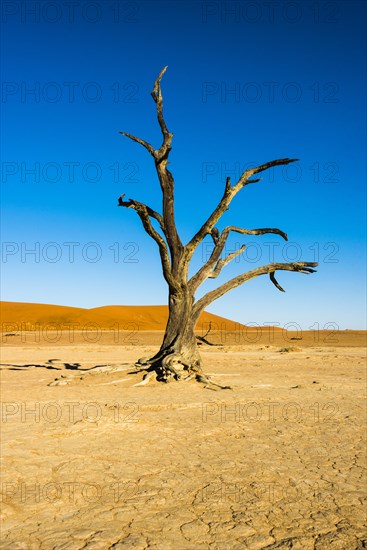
left=1, top=304, right=366, bottom=549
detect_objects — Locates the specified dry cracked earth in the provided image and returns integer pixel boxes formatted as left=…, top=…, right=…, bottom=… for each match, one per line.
left=1, top=331, right=366, bottom=549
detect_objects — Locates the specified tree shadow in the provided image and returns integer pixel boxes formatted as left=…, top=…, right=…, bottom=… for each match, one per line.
left=0, top=360, right=112, bottom=372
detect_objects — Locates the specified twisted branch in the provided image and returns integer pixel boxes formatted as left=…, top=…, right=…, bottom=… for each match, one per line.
left=119, top=67, right=182, bottom=274
left=151, top=66, right=173, bottom=158
left=150, top=67, right=182, bottom=260
left=193, top=262, right=318, bottom=316
left=118, top=196, right=177, bottom=288
left=208, top=245, right=246, bottom=279
left=185, top=158, right=297, bottom=260
left=270, top=271, right=286, bottom=292
left=119, top=67, right=172, bottom=160
left=189, top=225, right=288, bottom=291
left=118, top=132, right=155, bottom=156
left=118, top=194, right=166, bottom=234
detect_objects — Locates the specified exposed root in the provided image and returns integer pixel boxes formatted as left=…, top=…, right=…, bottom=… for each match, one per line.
left=131, top=351, right=232, bottom=389
left=133, top=372, right=155, bottom=387
left=135, top=357, right=151, bottom=367
left=9, top=355, right=231, bottom=389
left=195, top=374, right=232, bottom=390
left=182, top=373, right=196, bottom=383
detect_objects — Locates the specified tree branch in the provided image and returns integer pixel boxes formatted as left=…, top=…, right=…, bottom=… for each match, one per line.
left=118, top=196, right=177, bottom=288
left=193, top=262, right=317, bottom=316
left=184, top=158, right=298, bottom=260
left=151, top=67, right=170, bottom=141
left=270, top=271, right=286, bottom=292
left=235, top=158, right=299, bottom=187
left=196, top=322, right=223, bottom=347
left=119, top=66, right=173, bottom=160
left=119, top=132, right=155, bottom=157
left=208, top=245, right=246, bottom=279
left=226, top=226, right=288, bottom=240
left=150, top=67, right=182, bottom=261
left=118, top=194, right=166, bottom=234
left=150, top=66, right=174, bottom=162
left=118, top=67, right=182, bottom=271
left=189, top=225, right=288, bottom=292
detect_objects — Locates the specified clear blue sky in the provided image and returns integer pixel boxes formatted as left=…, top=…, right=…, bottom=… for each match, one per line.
left=1, top=0, right=366, bottom=329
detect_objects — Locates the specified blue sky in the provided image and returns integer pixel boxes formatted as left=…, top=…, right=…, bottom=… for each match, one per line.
left=1, top=0, right=366, bottom=329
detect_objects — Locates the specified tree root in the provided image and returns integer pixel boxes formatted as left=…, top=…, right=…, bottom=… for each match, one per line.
left=133, top=371, right=155, bottom=387
left=195, top=373, right=232, bottom=390
left=132, top=351, right=232, bottom=389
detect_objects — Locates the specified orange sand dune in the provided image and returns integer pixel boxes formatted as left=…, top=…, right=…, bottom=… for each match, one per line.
left=0, top=301, right=248, bottom=331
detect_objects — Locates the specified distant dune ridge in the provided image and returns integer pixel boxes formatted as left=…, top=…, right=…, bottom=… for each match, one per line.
left=0, top=301, right=248, bottom=331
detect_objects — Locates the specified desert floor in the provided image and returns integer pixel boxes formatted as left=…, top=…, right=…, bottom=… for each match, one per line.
left=1, top=331, right=366, bottom=549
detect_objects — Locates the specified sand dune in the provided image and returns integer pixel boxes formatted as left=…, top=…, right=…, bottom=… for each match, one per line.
left=0, top=301, right=248, bottom=331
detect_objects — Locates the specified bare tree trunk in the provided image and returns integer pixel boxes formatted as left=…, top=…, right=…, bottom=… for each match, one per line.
left=160, top=288, right=201, bottom=363
left=138, top=286, right=202, bottom=382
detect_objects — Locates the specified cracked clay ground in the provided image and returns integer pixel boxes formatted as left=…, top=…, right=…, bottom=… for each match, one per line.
left=1, top=331, right=366, bottom=549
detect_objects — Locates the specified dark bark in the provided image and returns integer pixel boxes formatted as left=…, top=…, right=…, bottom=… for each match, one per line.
left=158, top=288, right=201, bottom=372
left=118, top=68, right=318, bottom=387
left=132, top=286, right=203, bottom=384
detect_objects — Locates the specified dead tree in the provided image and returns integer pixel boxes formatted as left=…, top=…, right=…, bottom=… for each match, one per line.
left=118, top=67, right=317, bottom=385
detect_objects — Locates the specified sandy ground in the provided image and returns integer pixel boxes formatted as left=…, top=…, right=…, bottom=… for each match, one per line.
left=1, top=331, right=366, bottom=549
